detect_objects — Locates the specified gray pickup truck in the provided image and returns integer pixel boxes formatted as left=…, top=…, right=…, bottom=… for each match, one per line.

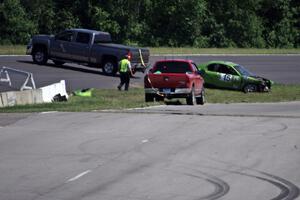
left=26, top=28, right=150, bottom=75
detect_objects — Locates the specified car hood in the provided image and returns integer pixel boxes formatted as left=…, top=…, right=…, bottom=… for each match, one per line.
left=249, top=75, right=274, bottom=85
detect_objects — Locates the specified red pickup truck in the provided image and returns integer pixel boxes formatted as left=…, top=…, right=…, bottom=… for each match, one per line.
left=144, top=59, right=205, bottom=105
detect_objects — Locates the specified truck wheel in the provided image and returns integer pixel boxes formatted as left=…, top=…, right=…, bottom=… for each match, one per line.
left=155, top=95, right=164, bottom=102
left=102, top=59, right=117, bottom=75
left=32, top=48, right=48, bottom=65
left=196, top=88, right=205, bottom=105
left=243, top=84, right=257, bottom=93
left=145, top=94, right=154, bottom=102
left=186, top=87, right=196, bottom=105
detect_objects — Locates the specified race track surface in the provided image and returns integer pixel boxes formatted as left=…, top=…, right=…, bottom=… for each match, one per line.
left=0, top=102, right=300, bottom=200
left=0, top=55, right=299, bottom=92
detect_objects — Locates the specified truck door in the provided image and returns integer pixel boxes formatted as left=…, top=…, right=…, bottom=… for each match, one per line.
left=68, top=32, right=91, bottom=62
left=50, top=31, right=75, bottom=60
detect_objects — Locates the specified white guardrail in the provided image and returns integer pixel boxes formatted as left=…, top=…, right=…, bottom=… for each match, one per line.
left=0, top=66, right=36, bottom=90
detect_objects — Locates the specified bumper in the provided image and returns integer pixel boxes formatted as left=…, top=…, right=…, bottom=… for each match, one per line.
left=145, top=88, right=192, bottom=98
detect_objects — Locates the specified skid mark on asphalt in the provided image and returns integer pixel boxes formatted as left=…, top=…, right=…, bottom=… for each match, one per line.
left=102, top=109, right=300, bottom=119
left=181, top=159, right=300, bottom=200
left=183, top=172, right=230, bottom=200
left=260, top=172, right=300, bottom=200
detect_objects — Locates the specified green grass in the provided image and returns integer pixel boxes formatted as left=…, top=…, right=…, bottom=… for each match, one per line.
left=206, top=84, right=300, bottom=103
left=0, top=88, right=161, bottom=113
left=0, top=45, right=26, bottom=55
left=1, top=84, right=300, bottom=113
left=0, top=45, right=300, bottom=55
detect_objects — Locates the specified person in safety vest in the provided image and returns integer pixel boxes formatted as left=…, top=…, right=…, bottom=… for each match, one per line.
left=117, top=54, right=133, bottom=91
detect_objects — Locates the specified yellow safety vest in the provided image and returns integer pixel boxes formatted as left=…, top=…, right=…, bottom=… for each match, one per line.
left=120, top=59, right=130, bottom=72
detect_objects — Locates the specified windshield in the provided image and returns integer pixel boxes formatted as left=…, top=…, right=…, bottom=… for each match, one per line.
left=233, top=65, right=254, bottom=76
left=153, top=61, right=192, bottom=73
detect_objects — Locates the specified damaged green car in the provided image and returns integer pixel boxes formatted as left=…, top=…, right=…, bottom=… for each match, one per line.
left=197, top=61, right=273, bottom=93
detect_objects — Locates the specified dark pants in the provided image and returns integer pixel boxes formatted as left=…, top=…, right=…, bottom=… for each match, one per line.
left=118, top=72, right=130, bottom=90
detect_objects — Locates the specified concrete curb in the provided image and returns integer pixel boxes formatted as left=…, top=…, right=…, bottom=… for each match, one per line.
left=0, top=80, right=68, bottom=107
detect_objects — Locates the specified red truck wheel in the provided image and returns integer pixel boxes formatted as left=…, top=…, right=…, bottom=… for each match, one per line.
left=196, top=88, right=205, bottom=105
left=145, top=94, right=155, bottom=102
left=186, top=87, right=196, bottom=105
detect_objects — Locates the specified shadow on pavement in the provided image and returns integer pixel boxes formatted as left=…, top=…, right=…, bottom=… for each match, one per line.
left=17, top=60, right=121, bottom=77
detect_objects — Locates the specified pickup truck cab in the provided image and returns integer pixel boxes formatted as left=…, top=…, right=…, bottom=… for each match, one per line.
left=26, top=29, right=149, bottom=75
left=144, top=59, right=205, bottom=105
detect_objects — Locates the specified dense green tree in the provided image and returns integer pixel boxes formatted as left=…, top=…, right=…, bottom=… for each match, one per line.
left=145, top=0, right=206, bottom=47
left=88, top=3, right=120, bottom=37
left=0, top=0, right=36, bottom=44
left=204, top=0, right=265, bottom=47
left=54, top=9, right=81, bottom=33
left=260, top=0, right=298, bottom=48
left=0, top=0, right=299, bottom=47
left=21, top=0, right=55, bottom=34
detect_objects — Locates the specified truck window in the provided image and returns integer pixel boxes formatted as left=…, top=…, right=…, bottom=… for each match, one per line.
left=94, top=33, right=112, bottom=44
left=154, top=61, right=192, bottom=73
left=76, top=32, right=90, bottom=44
left=55, top=31, right=74, bottom=42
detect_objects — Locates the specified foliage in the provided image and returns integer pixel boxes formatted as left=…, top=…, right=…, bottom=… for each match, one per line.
left=0, top=0, right=36, bottom=44
left=0, top=0, right=299, bottom=47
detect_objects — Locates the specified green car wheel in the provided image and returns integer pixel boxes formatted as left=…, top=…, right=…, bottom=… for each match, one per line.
left=243, top=84, right=258, bottom=93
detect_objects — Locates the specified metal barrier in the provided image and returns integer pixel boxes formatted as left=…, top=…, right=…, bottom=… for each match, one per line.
left=0, top=66, right=36, bottom=91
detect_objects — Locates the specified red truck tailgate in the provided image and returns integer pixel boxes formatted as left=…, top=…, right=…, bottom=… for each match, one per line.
left=148, top=73, right=189, bottom=88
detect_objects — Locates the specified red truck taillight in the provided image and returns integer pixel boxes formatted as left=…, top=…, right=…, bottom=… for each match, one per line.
left=127, top=51, right=132, bottom=60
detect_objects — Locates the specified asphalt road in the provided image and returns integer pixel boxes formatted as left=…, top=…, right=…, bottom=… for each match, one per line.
left=0, top=55, right=299, bottom=92
left=0, top=102, right=300, bottom=200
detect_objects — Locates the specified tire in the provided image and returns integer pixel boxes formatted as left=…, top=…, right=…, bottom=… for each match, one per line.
left=102, top=59, right=117, bottom=75
left=196, top=88, right=205, bottom=105
left=53, top=60, right=65, bottom=66
left=32, top=48, right=48, bottom=65
left=243, top=84, right=257, bottom=93
left=145, top=93, right=155, bottom=102
left=155, top=95, right=164, bottom=102
left=186, top=87, right=196, bottom=105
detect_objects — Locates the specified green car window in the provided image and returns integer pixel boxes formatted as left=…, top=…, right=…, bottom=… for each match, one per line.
left=234, top=65, right=254, bottom=76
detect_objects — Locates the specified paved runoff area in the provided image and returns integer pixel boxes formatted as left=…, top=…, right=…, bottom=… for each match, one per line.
left=0, top=102, right=300, bottom=200
left=1, top=55, right=300, bottom=92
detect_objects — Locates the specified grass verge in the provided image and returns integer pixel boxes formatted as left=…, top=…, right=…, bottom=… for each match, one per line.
left=0, top=45, right=26, bottom=55
left=0, top=45, right=300, bottom=55
left=1, top=84, right=300, bottom=113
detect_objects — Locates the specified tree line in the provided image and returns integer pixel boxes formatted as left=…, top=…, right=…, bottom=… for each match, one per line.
left=0, top=0, right=299, bottom=48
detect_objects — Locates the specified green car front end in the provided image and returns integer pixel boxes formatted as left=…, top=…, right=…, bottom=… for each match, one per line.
left=197, top=61, right=273, bottom=93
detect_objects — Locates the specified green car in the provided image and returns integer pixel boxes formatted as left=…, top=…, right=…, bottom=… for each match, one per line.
left=197, top=61, right=273, bottom=93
